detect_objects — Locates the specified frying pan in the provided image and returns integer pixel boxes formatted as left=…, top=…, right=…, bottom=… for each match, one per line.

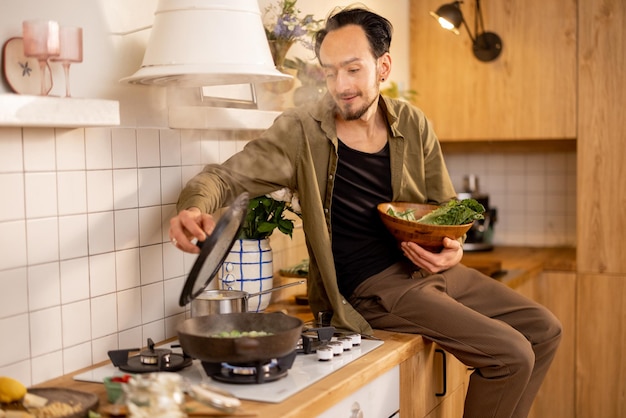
left=177, top=312, right=303, bottom=363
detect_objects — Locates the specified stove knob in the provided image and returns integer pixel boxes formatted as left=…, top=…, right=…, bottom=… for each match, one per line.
left=328, top=341, right=344, bottom=356
left=316, top=345, right=333, bottom=361
left=347, top=333, right=361, bottom=346
left=337, top=337, right=353, bottom=351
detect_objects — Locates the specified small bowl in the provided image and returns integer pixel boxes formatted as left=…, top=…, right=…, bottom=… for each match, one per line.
left=377, top=202, right=474, bottom=252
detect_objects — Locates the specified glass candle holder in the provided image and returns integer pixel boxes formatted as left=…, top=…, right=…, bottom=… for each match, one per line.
left=22, top=20, right=60, bottom=96
left=50, top=26, right=83, bottom=97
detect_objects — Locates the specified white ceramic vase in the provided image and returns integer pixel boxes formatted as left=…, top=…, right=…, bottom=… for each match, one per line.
left=218, top=238, right=273, bottom=312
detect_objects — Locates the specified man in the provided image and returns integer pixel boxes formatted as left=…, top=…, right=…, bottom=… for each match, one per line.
left=169, top=7, right=561, bottom=418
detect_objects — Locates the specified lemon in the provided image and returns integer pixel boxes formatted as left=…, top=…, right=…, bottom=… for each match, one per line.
left=0, top=376, right=27, bottom=403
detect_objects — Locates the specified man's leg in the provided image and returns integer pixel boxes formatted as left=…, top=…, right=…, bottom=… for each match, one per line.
left=349, top=263, right=562, bottom=418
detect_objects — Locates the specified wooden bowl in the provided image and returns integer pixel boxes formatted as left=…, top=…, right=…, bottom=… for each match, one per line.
left=377, top=202, right=474, bottom=252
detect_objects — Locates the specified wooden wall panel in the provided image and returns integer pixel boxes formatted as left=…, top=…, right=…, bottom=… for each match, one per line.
left=409, top=0, right=577, bottom=141
left=577, top=0, right=626, bottom=274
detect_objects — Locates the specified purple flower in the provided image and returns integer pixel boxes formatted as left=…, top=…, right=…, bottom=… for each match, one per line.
left=263, top=0, right=321, bottom=46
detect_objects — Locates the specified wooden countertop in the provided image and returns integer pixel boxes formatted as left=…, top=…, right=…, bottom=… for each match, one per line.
left=461, top=246, right=576, bottom=288
left=462, top=246, right=576, bottom=272
left=33, top=246, right=575, bottom=417
left=37, top=329, right=423, bottom=418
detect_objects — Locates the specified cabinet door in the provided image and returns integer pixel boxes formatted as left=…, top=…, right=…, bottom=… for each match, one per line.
left=425, top=384, right=467, bottom=418
left=408, top=0, right=576, bottom=141
left=577, top=273, right=626, bottom=418
left=317, top=365, right=400, bottom=418
left=528, top=271, right=576, bottom=418
left=400, top=342, right=469, bottom=417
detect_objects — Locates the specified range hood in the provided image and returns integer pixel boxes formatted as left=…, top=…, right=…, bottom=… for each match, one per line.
left=120, top=0, right=291, bottom=87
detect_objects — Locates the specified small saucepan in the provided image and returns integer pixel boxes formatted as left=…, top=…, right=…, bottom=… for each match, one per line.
left=190, top=280, right=305, bottom=316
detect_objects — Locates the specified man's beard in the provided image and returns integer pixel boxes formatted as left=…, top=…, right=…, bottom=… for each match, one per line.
left=335, top=92, right=378, bottom=121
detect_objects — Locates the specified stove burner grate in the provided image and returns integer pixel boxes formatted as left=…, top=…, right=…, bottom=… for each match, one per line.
left=201, top=350, right=297, bottom=384
left=108, top=338, right=192, bottom=373
left=117, top=352, right=192, bottom=373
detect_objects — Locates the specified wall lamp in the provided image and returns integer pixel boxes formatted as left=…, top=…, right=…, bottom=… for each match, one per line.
left=429, top=0, right=503, bottom=62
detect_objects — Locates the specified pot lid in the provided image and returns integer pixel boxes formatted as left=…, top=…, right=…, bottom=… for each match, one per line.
left=179, top=192, right=249, bottom=307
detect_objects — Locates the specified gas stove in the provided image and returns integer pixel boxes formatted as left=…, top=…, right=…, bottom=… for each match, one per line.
left=74, top=334, right=383, bottom=403
left=107, top=338, right=192, bottom=373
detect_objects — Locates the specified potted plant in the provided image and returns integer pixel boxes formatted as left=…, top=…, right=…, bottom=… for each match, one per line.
left=219, top=188, right=301, bottom=312
left=238, top=188, right=301, bottom=240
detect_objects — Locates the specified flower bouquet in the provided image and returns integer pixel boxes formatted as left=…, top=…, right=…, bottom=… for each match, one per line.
left=263, top=0, right=322, bottom=67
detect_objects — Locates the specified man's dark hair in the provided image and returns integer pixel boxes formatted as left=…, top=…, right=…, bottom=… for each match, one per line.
left=314, top=7, right=393, bottom=61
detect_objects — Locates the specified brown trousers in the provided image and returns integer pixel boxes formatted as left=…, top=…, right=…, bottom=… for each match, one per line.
left=348, top=261, right=562, bottom=418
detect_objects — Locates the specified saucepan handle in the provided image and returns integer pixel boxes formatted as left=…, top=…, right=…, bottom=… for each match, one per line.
left=246, top=280, right=305, bottom=298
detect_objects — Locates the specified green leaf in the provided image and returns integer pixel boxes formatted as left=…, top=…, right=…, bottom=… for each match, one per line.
left=417, top=199, right=485, bottom=225
left=237, top=194, right=296, bottom=239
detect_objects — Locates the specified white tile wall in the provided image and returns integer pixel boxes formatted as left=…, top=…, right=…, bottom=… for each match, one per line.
left=0, top=125, right=575, bottom=387
left=444, top=151, right=577, bottom=247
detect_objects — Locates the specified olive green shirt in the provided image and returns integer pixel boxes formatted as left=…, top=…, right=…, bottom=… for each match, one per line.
left=177, top=94, right=457, bottom=335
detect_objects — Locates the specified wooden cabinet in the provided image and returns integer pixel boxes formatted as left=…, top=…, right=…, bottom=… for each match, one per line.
left=577, top=0, right=626, bottom=417
left=408, top=0, right=576, bottom=141
left=400, top=341, right=469, bottom=417
left=424, top=384, right=467, bottom=418
left=576, top=274, right=626, bottom=418
left=577, top=0, right=626, bottom=275
left=527, top=271, right=576, bottom=418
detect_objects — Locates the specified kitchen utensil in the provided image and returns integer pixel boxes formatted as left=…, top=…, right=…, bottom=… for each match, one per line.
left=377, top=202, right=474, bottom=252
left=177, top=312, right=303, bottom=364
left=2, top=37, right=53, bottom=95
left=185, top=382, right=241, bottom=414
left=179, top=192, right=249, bottom=307
left=190, top=280, right=305, bottom=316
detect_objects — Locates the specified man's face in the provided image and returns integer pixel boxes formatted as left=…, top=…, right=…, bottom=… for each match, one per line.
left=318, top=25, right=383, bottom=121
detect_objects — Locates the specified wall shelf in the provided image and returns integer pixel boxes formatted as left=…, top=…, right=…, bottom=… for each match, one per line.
left=168, top=106, right=280, bottom=130
left=0, top=94, right=120, bottom=128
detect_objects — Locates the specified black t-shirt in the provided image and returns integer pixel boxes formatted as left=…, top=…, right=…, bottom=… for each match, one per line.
left=331, top=139, right=402, bottom=298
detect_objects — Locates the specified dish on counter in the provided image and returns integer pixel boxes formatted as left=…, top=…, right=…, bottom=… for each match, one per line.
left=2, top=37, right=53, bottom=96
left=0, top=387, right=99, bottom=418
